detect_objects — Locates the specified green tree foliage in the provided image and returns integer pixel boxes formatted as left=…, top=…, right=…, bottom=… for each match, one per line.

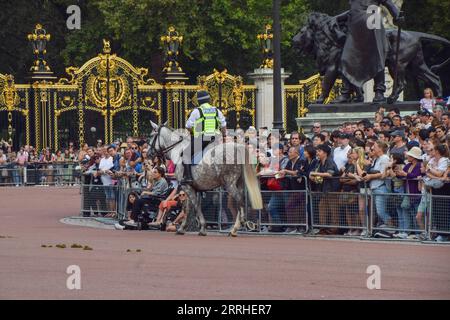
left=86, top=0, right=309, bottom=81
left=0, top=0, right=449, bottom=90
left=0, top=0, right=71, bottom=82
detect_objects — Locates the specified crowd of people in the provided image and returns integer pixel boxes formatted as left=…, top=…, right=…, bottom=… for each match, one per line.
left=246, top=90, right=450, bottom=242
left=1, top=89, right=450, bottom=241
left=0, top=137, right=175, bottom=187
left=0, top=141, right=81, bottom=186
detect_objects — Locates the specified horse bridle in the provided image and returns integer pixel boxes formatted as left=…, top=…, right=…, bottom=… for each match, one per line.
left=149, top=125, right=183, bottom=160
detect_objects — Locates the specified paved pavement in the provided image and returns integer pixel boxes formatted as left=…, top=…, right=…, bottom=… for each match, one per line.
left=0, top=187, right=449, bottom=299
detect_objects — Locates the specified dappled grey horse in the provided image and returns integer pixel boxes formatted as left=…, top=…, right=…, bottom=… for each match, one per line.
left=147, top=121, right=263, bottom=237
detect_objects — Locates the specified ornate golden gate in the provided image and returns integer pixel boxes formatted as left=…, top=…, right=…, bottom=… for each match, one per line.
left=166, top=69, right=256, bottom=130
left=54, top=40, right=162, bottom=148
left=0, top=74, right=30, bottom=147
left=0, top=25, right=259, bottom=150
left=2, top=23, right=345, bottom=149
left=284, top=74, right=342, bottom=132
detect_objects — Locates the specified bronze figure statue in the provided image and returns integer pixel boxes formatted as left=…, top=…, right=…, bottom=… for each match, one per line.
left=293, top=12, right=450, bottom=104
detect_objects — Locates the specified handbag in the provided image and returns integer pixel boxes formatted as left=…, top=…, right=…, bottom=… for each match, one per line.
left=400, top=195, right=410, bottom=210
left=267, top=177, right=282, bottom=191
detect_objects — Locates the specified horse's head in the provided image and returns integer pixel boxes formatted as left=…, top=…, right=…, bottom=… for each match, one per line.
left=147, top=121, right=164, bottom=160
left=147, top=120, right=185, bottom=161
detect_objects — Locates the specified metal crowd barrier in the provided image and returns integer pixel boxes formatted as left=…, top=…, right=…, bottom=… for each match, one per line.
left=78, top=175, right=450, bottom=241
left=369, top=192, right=427, bottom=237
left=310, top=191, right=369, bottom=235
left=0, top=163, right=82, bottom=186
left=81, top=184, right=119, bottom=217
left=429, top=194, right=450, bottom=236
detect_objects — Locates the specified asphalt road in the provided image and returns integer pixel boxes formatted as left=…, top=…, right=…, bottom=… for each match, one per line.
left=0, top=187, right=449, bottom=299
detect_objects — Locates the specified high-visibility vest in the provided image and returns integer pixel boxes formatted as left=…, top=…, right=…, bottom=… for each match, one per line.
left=193, top=103, right=221, bottom=137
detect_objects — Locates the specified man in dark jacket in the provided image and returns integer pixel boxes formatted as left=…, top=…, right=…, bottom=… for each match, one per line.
left=279, top=147, right=307, bottom=233
left=310, top=144, right=341, bottom=234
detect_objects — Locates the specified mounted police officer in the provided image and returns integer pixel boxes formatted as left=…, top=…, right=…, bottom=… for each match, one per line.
left=182, top=90, right=227, bottom=185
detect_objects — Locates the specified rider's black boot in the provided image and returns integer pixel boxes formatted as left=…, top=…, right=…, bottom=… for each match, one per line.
left=181, top=163, right=194, bottom=185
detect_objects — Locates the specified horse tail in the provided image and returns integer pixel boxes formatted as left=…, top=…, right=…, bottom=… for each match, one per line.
left=242, top=148, right=263, bottom=210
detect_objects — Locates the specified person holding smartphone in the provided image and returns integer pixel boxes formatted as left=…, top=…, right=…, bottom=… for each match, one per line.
left=99, top=147, right=116, bottom=215
left=362, top=141, right=392, bottom=233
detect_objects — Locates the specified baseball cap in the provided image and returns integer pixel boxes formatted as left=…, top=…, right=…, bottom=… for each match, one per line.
left=338, top=133, right=351, bottom=139
left=390, top=130, right=405, bottom=138
left=417, top=109, right=431, bottom=116
left=407, top=140, right=420, bottom=150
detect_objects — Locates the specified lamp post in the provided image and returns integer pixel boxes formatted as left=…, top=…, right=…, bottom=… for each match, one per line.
left=257, top=24, right=274, bottom=69
left=161, top=26, right=183, bottom=73
left=161, top=26, right=188, bottom=128
left=272, top=0, right=284, bottom=132
left=161, top=26, right=188, bottom=84
left=27, top=24, right=56, bottom=81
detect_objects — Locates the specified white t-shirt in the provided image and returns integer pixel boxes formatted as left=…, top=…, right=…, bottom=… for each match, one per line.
left=428, top=157, right=449, bottom=174
left=333, top=145, right=351, bottom=171
left=99, top=157, right=114, bottom=186
left=420, top=98, right=435, bottom=113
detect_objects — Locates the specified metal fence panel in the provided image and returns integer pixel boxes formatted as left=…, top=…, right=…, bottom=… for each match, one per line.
left=370, top=192, right=427, bottom=237
left=0, top=163, right=82, bottom=187
left=80, top=184, right=119, bottom=217
left=258, top=190, right=308, bottom=233
left=0, top=168, right=23, bottom=186
left=429, top=195, right=450, bottom=236
left=310, top=191, right=368, bottom=235
left=74, top=175, right=449, bottom=242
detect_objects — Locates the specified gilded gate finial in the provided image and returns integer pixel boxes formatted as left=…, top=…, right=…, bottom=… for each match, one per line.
left=103, top=39, right=111, bottom=54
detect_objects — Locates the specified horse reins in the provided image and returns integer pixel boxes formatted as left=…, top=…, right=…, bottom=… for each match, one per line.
left=150, top=125, right=183, bottom=161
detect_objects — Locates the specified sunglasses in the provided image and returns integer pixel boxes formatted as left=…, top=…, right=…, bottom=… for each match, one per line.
left=179, top=193, right=186, bottom=197
left=313, top=126, right=321, bottom=129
